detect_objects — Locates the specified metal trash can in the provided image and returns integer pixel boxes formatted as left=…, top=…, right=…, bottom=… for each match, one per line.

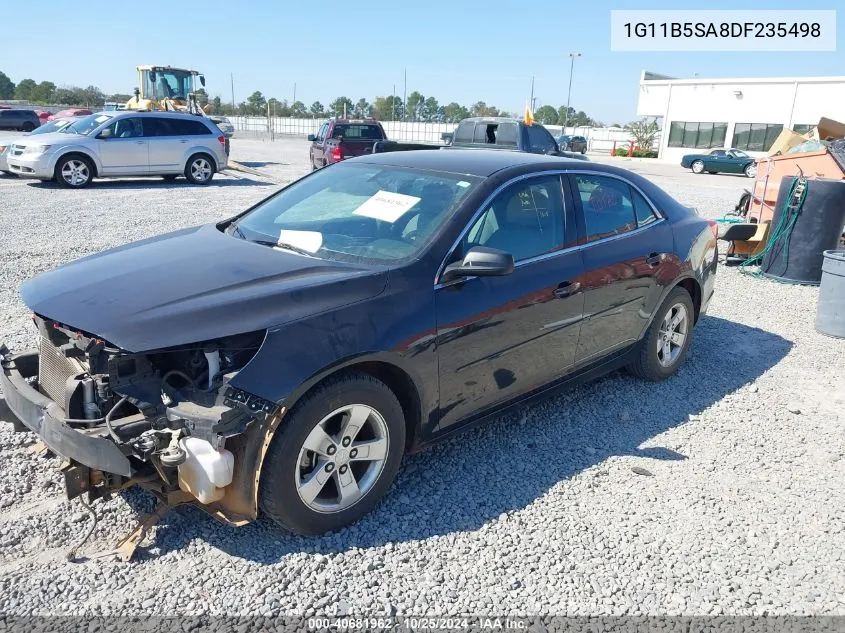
left=816, top=249, right=845, bottom=338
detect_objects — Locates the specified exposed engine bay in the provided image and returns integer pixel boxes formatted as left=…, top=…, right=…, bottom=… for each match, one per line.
left=31, top=314, right=273, bottom=502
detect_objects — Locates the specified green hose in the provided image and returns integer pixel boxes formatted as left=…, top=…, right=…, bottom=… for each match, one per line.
left=740, top=177, right=809, bottom=280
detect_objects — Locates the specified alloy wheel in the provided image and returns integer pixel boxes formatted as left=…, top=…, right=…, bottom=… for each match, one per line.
left=656, top=303, right=688, bottom=368
left=190, top=158, right=212, bottom=183
left=295, top=404, right=389, bottom=513
left=61, top=160, right=90, bottom=186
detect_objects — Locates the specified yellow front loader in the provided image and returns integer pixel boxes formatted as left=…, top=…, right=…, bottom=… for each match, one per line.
left=125, top=65, right=211, bottom=115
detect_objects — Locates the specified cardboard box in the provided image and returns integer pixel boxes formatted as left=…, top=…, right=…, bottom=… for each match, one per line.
left=767, top=128, right=807, bottom=156
left=816, top=117, right=845, bottom=141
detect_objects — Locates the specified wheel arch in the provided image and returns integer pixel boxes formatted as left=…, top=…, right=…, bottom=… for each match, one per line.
left=54, top=149, right=100, bottom=177
left=184, top=148, right=218, bottom=171
left=675, top=276, right=702, bottom=324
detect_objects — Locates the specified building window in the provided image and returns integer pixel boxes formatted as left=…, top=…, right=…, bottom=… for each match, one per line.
left=732, top=123, right=784, bottom=152
left=791, top=124, right=815, bottom=135
left=667, top=122, right=727, bottom=148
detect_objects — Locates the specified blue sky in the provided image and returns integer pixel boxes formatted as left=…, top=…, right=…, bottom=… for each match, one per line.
left=2, top=0, right=841, bottom=123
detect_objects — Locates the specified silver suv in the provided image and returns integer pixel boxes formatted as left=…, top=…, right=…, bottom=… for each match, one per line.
left=6, top=111, right=229, bottom=187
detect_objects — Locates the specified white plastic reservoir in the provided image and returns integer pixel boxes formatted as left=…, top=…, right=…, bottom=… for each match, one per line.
left=177, top=437, right=234, bottom=504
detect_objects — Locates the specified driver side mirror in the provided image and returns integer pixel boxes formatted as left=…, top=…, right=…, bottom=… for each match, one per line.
left=307, top=134, right=316, bottom=141
left=441, top=246, right=515, bottom=283
left=199, top=75, right=206, bottom=87
left=97, top=128, right=113, bottom=139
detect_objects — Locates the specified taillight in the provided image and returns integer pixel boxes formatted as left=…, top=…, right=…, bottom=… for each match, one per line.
left=218, top=135, right=226, bottom=147
left=331, top=146, right=342, bottom=161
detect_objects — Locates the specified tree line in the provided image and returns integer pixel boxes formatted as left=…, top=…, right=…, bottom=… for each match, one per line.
left=1, top=70, right=605, bottom=126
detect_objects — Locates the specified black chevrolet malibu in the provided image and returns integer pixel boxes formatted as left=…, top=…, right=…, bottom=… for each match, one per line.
left=1, top=150, right=717, bottom=535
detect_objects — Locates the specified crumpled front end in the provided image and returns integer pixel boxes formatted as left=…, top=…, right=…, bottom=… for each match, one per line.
left=1, top=315, right=276, bottom=518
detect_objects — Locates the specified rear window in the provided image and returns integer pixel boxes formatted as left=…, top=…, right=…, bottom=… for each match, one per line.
left=330, top=124, right=382, bottom=140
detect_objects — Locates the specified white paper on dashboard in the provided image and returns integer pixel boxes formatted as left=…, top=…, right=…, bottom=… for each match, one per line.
left=353, top=190, right=421, bottom=223
left=277, top=229, right=323, bottom=253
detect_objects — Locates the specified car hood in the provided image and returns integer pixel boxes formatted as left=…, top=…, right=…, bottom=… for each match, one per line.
left=22, top=224, right=387, bottom=352
left=9, top=131, right=89, bottom=147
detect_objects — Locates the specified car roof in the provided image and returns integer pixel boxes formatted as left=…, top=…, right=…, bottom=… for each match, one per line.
left=355, top=149, right=597, bottom=177
left=92, top=110, right=212, bottom=121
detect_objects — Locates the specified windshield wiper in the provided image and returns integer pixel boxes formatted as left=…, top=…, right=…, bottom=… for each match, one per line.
left=231, top=225, right=316, bottom=256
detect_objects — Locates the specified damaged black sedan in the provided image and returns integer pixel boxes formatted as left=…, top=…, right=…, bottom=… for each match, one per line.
left=1, top=150, right=716, bottom=535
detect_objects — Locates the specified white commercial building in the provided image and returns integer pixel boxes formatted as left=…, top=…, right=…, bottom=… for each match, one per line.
left=636, top=71, right=845, bottom=162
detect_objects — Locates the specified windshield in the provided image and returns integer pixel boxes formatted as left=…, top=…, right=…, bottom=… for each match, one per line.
left=235, top=163, right=480, bottom=263
left=143, top=69, right=195, bottom=101
left=63, top=113, right=112, bottom=135
left=32, top=118, right=73, bottom=135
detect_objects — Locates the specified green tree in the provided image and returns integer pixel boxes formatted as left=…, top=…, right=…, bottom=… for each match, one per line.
left=535, top=105, right=558, bottom=125
left=0, top=71, right=15, bottom=99
left=625, top=118, right=660, bottom=148
left=371, top=96, right=402, bottom=121
left=329, top=96, right=354, bottom=118
left=14, top=78, right=36, bottom=101
left=194, top=88, right=209, bottom=107
left=405, top=91, right=425, bottom=121
left=244, top=91, right=267, bottom=115
left=469, top=101, right=500, bottom=117
left=442, top=102, right=469, bottom=123
left=54, top=87, right=81, bottom=105
left=423, top=96, right=441, bottom=122
left=290, top=100, right=307, bottom=117
left=309, top=101, right=325, bottom=118
left=353, top=98, right=371, bottom=118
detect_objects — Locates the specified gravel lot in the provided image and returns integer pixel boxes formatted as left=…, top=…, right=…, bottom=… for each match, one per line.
left=0, top=137, right=843, bottom=617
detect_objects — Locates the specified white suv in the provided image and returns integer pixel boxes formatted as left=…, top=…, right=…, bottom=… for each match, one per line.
left=6, top=111, right=229, bottom=187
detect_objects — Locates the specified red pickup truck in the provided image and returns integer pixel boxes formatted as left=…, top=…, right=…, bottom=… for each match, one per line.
left=307, top=119, right=387, bottom=169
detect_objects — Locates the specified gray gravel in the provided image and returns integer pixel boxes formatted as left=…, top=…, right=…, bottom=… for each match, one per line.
left=1, top=139, right=844, bottom=617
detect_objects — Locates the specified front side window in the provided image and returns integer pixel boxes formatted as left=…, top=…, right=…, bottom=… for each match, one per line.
left=235, top=163, right=479, bottom=263
left=102, top=117, right=143, bottom=139
left=526, top=125, right=556, bottom=153
left=463, top=176, right=564, bottom=262
left=573, top=175, right=637, bottom=242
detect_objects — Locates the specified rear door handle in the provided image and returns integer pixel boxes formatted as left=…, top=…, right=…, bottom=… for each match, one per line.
left=179, top=139, right=189, bottom=143
left=646, top=252, right=662, bottom=266
left=554, top=281, right=581, bottom=298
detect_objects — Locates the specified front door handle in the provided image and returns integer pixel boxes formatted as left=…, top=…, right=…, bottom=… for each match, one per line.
left=135, top=141, right=145, bottom=145
left=554, top=281, right=581, bottom=298
left=646, top=252, right=662, bottom=267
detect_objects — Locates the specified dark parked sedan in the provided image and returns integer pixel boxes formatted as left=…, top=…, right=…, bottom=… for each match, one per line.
left=556, top=134, right=588, bottom=154
left=1, top=150, right=717, bottom=535
left=681, top=148, right=757, bottom=177
left=0, top=109, right=41, bottom=132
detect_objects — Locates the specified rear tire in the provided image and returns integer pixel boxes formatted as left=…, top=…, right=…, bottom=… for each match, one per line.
left=259, top=371, right=406, bottom=535
left=54, top=155, right=94, bottom=188
left=580, top=147, right=586, bottom=154
left=627, top=287, right=695, bottom=381
left=21, top=122, right=34, bottom=132
left=184, top=153, right=215, bottom=185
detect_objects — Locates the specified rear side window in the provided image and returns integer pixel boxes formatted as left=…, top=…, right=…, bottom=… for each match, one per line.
left=573, top=175, right=637, bottom=241
left=526, top=125, right=556, bottom=153
left=168, top=118, right=212, bottom=135
left=453, top=121, right=475, bottom=143
left=330, top=124, right=382, bottom=139
left=632, top=188, right=657, bottom=227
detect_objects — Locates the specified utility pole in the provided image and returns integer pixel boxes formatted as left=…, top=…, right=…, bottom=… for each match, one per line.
left=402, top=68, right=407, bottom=121
left=563, top=52, right=581, bottom=131
left=293, top=82, right=297, bottom=106
left=230, top=73, right=235, bottom=113
left=392, top=84, right=396, bottom=121
left=529, top=76, right=535, bottom=111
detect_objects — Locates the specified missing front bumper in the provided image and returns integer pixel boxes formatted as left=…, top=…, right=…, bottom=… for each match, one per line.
left=0, top=346, right=133, bottom=478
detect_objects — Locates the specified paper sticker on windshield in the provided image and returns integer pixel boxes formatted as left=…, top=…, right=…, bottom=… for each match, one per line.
left=353, top=191, right=420, bottom=223
left=95, top=115, right=111, bottom=123
left=278, top=229, right=322, bottom=253
left=457, top=181, right=470, bottom=188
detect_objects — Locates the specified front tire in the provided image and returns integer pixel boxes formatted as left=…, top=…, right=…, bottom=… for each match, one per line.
left=259, top=371, right=406, bottom=535
left=627, top=287, right=695, bottom=381
left=580, top=147, right=586, bottom=154
left=21, top=122, right=34, bottom=132
left=691, top=160, right=704, bottom=174
left=184, top=153, right=215, bottom=185
left=745, top=163, right=757, bottom=178
left=55, top=155, right=94, bottom=188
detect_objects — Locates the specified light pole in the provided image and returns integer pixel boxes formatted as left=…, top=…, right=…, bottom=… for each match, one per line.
left=563, top=52, right=581, bottom=131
